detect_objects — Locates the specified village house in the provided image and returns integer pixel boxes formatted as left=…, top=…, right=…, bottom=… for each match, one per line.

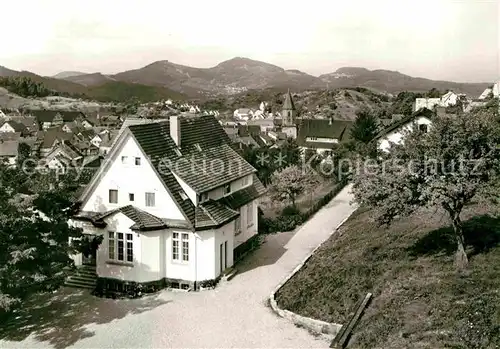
left=0, top=139, right=19, bottom=166
left=30, top=110, right=89, bottom=130
left=39, top=126, right=75, bottom=157
left=296, top=118, right=353, bottom=154
left=413, top=91, right=465, bottom=112
left=233, top=108, right=253, bottom=120
left=0, top=120, right=29, bottom=136
left=374, top=108, right=435, bottom=152
left=69, top=114, right=266, bottom=291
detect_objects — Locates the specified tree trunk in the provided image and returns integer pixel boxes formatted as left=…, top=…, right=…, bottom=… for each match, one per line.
left=451, top=215, right=468, bottom=270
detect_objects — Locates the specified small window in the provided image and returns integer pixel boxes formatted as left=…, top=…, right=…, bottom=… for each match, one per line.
left=182, top=233, right=189, bottom=261
left=145, top=192, right=155, bottom=207
left=223, top=184, right=231, bottom=195
left=135, top=157, right=141, bottom=165
left=129, top=193, right=135, bottom=201
left=121, top=156, right=127, bottom=164
left=172, top=232, right=179, bottom=260
left=179, top=191, right=188, bottom=201
left=109, top=189, right=118, bottom=204
left=108, top=231, right=115, bottom=259
left=126, top=233, right=133, bottom=262
left=117, top=233, right=124, bottom=261
left=419, top=124, right=428, bottom=133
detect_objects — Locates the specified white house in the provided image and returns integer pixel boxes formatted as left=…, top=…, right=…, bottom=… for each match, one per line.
left=233, top=108, right=253, bottom=120
left=414, top=91, right=463, bottom=112
left=69, top=115, right=266, bottom=291
left=376, top=109, right=434, bottom=152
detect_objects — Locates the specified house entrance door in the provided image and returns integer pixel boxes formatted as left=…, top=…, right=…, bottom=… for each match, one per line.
left=224, top=241, right=227, bottom=269
left=219, top=243, right=223, bottom=273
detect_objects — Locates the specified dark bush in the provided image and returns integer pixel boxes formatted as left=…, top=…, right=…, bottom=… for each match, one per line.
left=282, top=205, right=301, bottom=216
left=199, top=276, right=221, bottom=289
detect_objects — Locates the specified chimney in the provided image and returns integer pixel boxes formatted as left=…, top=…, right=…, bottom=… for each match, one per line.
left=170, top=115, right=181, bottom=147
left=329, top=117, right=333, bottom=125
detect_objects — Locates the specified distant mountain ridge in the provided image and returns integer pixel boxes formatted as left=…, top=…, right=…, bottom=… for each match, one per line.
left=2, top=56, right=492, bottom=100
left=54, top=57, right=489, bottom=98
left=0, top=65, right=187, bottom=102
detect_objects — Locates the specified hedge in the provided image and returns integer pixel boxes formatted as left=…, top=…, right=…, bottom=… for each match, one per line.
left=259, top=178, right=349, bottom=234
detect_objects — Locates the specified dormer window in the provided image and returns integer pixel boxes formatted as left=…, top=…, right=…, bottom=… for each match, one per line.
left=194, top=143, right=202, bottom=152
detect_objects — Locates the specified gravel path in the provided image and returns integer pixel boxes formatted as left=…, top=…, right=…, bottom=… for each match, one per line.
left=0, top=184, right=356, bottom=349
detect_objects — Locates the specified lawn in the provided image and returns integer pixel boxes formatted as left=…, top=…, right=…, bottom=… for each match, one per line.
left=259, top=179, right=336, bottom=219
left=275, top=199, right=500, bottom=349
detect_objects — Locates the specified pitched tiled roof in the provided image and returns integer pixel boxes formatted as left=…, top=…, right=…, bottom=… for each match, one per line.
left=95, top=205, right=167, bottom=230
left=0, top=132, right=21, bottom=141
left=296, top=119, right=353, bottom=148
left=128, top=121, right=196, bottom=225
left=238, top=125, right=261, bottom=137
left=129, top=115, right=256, bottom=193
left=31, top=110, right=84, bottom=123
left=78, top=115, right=265, bottom=231
left=2, top=120, right=27, bottom=133
left=195, top=201, right=239, bottom=230
left=0, top=140, right=19, bottom=156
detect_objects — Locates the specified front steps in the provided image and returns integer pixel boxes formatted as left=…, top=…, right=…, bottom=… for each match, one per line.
left=221, top=267, right=238, bottom=282
left=65, top=264, right=97, bottom=289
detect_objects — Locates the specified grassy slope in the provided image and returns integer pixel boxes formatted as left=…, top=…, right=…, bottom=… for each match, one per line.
left=275, top=201, right=500, bottom=349
left=3, top=71, right=187, bottom=103
left=202, top=87, right=390, bottom=120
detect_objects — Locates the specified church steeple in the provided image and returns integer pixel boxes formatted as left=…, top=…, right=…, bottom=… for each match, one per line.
left=282, top=89, right=296, bottom=125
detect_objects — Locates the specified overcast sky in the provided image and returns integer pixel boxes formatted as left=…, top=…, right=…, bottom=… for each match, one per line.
left=1, top=0, right=498, bottom=82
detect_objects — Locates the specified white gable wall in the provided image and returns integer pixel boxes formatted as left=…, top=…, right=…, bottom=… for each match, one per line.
left=0, top=123, right=16, bottom=133
left=81, top=133, right=185, bottom=221
left=378, top=116, right=432, bottom=152
left=205, top=174, right=253, bottom=200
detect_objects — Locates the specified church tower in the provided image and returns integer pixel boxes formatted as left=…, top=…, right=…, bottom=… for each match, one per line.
left=282, top=89, right=296, bottom=125
left=280, top=90, right=298, bottom=139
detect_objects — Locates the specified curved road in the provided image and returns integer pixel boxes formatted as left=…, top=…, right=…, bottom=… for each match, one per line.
left=0, top=184, right=356, bottom=348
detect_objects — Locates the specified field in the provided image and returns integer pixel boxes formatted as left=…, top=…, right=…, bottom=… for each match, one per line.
left=275, top=199, right=500, bottom=348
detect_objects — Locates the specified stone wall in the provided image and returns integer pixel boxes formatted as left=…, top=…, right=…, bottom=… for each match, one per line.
left=268, top=214, right=353, bottom=337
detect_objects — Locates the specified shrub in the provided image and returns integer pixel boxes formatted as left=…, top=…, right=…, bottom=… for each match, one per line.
left=199, top=276, right=221, bottom=289
left=282, top=205, right=301, bottom=216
